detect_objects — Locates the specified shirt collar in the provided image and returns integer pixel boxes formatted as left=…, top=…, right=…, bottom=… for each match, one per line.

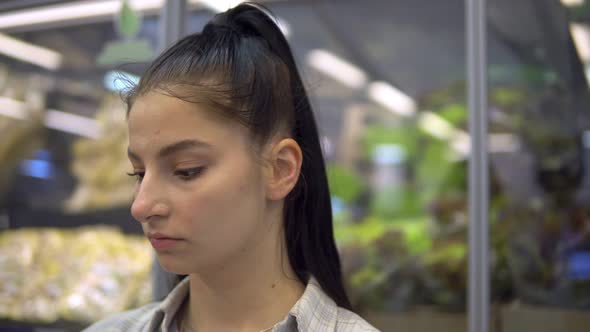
left=287, top=277, right=338, bottom=331
left=149, top=276, right=190, bottom=332
left=150, top=276, right=339, bottom=332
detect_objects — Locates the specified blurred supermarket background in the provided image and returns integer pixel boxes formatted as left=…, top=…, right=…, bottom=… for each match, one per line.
left=1, top=0, right=590, bottom=331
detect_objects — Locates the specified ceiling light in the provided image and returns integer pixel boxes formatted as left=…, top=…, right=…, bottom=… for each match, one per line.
left=194, top=0, right=246, bottom=13
left=418, top=111, right=457, bottom=140
left=418, top=111, right=471, bottom=157
left=0, top=0, right=290, bottom=38
left=489, top=133, right=520, bottom=153
left=0, top=96, right=28, bottom=119
left=0, top=0, right=163, bottom=31
left=368, top=81, right=416, bottom=117
left=307, top=49, right=368, bottom=89
left=45, top=109, right=102, bottom=139
left=0, top=33, right=62, bottom=70
left=104, top=70, right=140, bottom=93
left=0, top=97, right=100, bottom=139
left=449, top=133, right=522, bottom=158
left=561, top=0, right=584, bottom=6
left=451, top=132, right=471, bottom=157
left=583, top=130, right=590, bottom=148
left=570, top=23, right=590, bottom=63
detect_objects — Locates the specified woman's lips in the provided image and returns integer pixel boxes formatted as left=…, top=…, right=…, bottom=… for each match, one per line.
left=148, top=234, right=183, bottom=250
left=150, top=238, right=181, bottom=250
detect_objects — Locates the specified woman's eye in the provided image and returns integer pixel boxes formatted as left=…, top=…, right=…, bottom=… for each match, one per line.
left=126, top=171, right=145, bottom=182
left=174, top=167, right=204, bottom=181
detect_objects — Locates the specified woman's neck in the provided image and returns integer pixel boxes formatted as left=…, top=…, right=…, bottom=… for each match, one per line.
left=184, top=224, right=305, bottom=332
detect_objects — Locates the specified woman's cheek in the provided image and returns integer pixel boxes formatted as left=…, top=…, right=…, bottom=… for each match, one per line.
left=181, top=188, right=226, bottom=230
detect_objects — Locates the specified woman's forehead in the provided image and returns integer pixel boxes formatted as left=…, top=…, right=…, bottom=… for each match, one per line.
left=127, top=92, right=250, bottom=153
left=131, top=92, right=226, bottom=130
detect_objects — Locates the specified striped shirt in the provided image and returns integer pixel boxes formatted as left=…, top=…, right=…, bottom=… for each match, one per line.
left=82, top=277, right=379, bottom=332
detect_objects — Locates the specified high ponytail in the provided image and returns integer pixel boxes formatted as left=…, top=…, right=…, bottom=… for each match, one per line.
left=225, top=3, right=352, bottom=310
left=127, top=2, right=352, bottom=310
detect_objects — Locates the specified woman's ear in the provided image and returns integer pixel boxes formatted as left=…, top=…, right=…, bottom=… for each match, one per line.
left=265, top=138, right=303, bottom=201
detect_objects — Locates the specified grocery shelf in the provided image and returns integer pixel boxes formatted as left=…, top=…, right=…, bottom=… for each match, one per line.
left=4, top=206, right=142, bottom=235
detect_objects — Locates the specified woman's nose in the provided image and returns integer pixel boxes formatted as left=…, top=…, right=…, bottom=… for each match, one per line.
left=130, top=174, right=170, bottom=223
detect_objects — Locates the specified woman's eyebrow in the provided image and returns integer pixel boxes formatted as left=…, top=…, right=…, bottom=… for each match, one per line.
left=127, top=147, right=142, bottom=161
left=127, top=139, right=212, bottom=161
left=158, top=139, right=212, bottom=158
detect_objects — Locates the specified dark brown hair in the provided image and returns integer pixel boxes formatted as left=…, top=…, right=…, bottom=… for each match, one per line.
left=125, top=2, right=352, bottom=310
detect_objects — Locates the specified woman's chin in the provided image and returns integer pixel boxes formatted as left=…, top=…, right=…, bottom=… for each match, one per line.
left=157, top=256, right=195, bottom=275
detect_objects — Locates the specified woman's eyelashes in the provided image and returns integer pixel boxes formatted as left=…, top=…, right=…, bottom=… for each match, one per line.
left=126, top=167, right=205, bottom=183
left=174, top=167, right=205, bottom=181
left=126, top=171, right=145, bottom=182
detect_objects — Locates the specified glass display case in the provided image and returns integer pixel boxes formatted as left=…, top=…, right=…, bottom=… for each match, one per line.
left=488, top=0, right=590, bottom=331
left=0, top=1, right=159, bottom=330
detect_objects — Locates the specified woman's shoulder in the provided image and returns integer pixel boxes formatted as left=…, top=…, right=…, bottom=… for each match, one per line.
left=299, top=277, right=380, bottom=331
left=335, top=306, right=381, bottom=332
left=81, top=302, right=161, bottom=332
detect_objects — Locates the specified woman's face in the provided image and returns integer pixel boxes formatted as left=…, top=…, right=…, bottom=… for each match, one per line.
left=127, top=91, right=272, bottom=274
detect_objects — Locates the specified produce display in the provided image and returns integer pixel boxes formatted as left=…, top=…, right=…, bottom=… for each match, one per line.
left=0, top=226, right=152, bottom=323
left=64, top=94, right=136, bottom=212
left=0, top=68, right=46, bottom=201
left=331, top=85, right=470, bottom=311
left=332, top=76, right=590, bottom=313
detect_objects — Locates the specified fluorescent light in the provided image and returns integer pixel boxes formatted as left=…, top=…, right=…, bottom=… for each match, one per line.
left=0, top=33, right=62, bottom=70
left=307, top=49, right=368, bottom=89
left=418, top=111, right=457, bottom=140
left=194, top=0, right=246, bottom=13
left=418, top=111, right=470, bottom=157
left=104, top=70, right=140, bottom=93
left=451, top=132, right=471, bottom=157
left=419, top=112, right=521, bottom=156
left=45, top=110, right=102, bottom=139
left=0, top=96, right=29, bottom=119
left=489, top=133, right=520, bottom=153
left=0, top=0, right=163, bottom=31
left=570, top=23, right=590, bottom=63
left=451, top=133, right=522, bottom=157
left=0, top=97, right=101, bottom=139
left=584, top=130, right=590, bottom=148
left=368, top=81, right=416, bottom=117
left=561, top=0, right=584, bottom=6
left=0, top=0, right=291, bottom=39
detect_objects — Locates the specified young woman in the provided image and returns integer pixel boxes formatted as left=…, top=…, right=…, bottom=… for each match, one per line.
left=84, top=3, right=378, bottom=332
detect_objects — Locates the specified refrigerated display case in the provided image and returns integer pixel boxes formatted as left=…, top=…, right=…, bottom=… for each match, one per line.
left=0, top=1, right=159, bottom=330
